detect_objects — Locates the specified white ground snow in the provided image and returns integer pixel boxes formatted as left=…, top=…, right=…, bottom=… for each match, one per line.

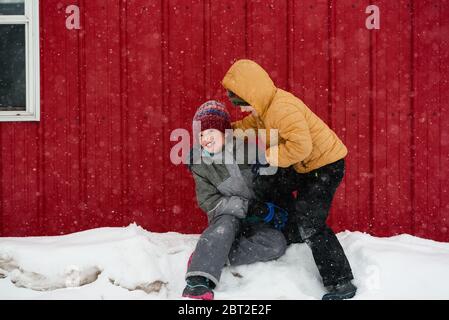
left=1, top=223, right=449, bottom=300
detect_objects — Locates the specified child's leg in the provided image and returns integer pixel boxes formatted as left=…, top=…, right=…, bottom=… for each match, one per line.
left=304, top=225, right=354, bottom=287
left=186, top=214, right=241, bottom=287
left=228, top=223, right=287, bottom=266
left=252, top=167, right=296, bottom=204
left=292, top=159, right=354, bottom=287
left=253, top=167, right=301, bottom=244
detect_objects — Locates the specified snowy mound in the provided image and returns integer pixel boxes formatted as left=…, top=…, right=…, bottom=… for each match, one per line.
left=1, top=223, right=449, bottom=299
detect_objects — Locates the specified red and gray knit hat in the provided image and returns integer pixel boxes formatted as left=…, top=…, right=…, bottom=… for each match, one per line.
left=193, top=100, right=231, bottom=133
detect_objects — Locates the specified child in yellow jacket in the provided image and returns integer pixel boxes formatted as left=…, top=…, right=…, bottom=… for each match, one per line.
left=182, top=100, right=288, bottom=300
left=222, top=59, right=357, bottom=300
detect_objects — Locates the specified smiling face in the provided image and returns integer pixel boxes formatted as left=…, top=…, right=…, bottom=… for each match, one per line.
left=200, top=129, right=225, bottom=154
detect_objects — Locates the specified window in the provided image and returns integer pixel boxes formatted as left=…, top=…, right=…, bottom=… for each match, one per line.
left=0, top=0, right=39, bottom=121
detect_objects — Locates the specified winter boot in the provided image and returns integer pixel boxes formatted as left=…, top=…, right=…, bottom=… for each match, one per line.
left=182, top=276, right=214, bottom=300
left=322, top=280, right=357, bottom=300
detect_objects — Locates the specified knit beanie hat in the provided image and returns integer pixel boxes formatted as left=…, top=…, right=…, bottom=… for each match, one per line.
left=193, top=100, right=231, bottom=133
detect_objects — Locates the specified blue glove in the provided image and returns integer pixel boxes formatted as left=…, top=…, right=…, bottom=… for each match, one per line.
left=263, top=202, right=289, bottom=231
left=247, top=200, right=288, bottom=231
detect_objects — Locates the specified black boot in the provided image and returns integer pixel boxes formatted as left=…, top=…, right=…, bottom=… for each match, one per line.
left=322, top=280, right=357, bottom=300
left=182, top=276, right=214, bottom=300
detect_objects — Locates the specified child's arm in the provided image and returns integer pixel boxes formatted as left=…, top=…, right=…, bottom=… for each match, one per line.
left=265, top=104, right=313, bottom=168
left=192, top=170, right=249, bottom=222
left=231, top=114, right=258, bottom=132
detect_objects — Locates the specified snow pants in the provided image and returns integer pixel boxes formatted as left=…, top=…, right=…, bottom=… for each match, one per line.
left=253, top=158, right=354, bottom=287
left=185, top=214, right=287, bottom=287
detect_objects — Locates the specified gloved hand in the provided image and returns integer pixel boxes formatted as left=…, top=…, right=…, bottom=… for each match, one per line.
left=247, top=200, right=289, bottom=231
left=265, top=202, right=289, bottom=231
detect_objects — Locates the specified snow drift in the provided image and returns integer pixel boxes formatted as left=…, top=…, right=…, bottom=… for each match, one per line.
left=1, top=223, right=449, bottom=299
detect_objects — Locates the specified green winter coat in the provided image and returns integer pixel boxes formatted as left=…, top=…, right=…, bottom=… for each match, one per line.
left=188, top=138, right=263, bottom=223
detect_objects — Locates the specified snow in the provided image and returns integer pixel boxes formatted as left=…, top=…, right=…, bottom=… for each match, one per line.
left=1, top=223, right=449, bottom=300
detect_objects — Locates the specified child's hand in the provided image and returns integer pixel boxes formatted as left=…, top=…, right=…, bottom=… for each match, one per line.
left=263, top=203, right=289, bottom=231
left=247, top=200, right=289, bottom=231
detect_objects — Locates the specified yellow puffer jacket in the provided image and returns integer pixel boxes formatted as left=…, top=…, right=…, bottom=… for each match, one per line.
left=221, top=59, right=348, bottom=174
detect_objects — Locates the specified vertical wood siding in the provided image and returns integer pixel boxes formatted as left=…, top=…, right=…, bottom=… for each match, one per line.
left=0, top=0, right=448, bottom=241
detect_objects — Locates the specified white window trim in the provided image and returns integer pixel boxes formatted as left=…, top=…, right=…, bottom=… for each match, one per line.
left=0, top=0, right=40, bottom=122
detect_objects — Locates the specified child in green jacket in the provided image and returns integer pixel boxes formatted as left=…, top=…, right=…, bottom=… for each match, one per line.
left=182, top=100, right=288, bottom=300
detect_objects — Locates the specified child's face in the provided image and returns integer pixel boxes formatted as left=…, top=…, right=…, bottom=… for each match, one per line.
left=200, top=129, right=225, bottom=154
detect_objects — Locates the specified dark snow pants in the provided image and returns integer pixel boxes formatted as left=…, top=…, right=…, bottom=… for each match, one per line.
left=253, top=158, right=354, bottom=287
left=185, top=214, right=287, bottom=287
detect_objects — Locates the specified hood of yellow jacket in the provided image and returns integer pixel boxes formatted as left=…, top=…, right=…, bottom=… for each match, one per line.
left=221, top=59, right=277, bottom=117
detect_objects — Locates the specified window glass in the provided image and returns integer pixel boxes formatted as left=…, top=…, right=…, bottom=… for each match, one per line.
left=0, top=0, right=24, bottom=15
left=0, top=24, right=26, bottom=111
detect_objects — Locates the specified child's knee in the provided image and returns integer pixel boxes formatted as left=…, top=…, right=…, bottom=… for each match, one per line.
left=209, top=214, right=240, bottom=235
left=270, top=230, right=288, bottom=258
left=211, top=213, right=239, bottom=224
left=258, top=228, right=287, bottom=259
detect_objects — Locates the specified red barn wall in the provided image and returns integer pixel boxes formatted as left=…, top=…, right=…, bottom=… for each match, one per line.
left=0, top=0, right=448, bottom=241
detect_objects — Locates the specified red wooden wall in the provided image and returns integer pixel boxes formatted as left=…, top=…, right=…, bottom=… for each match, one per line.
left=0, top=0, right=448, bottom=241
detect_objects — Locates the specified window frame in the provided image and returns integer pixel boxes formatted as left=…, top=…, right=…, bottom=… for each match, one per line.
left=0, top=0, right=40, bottom=122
